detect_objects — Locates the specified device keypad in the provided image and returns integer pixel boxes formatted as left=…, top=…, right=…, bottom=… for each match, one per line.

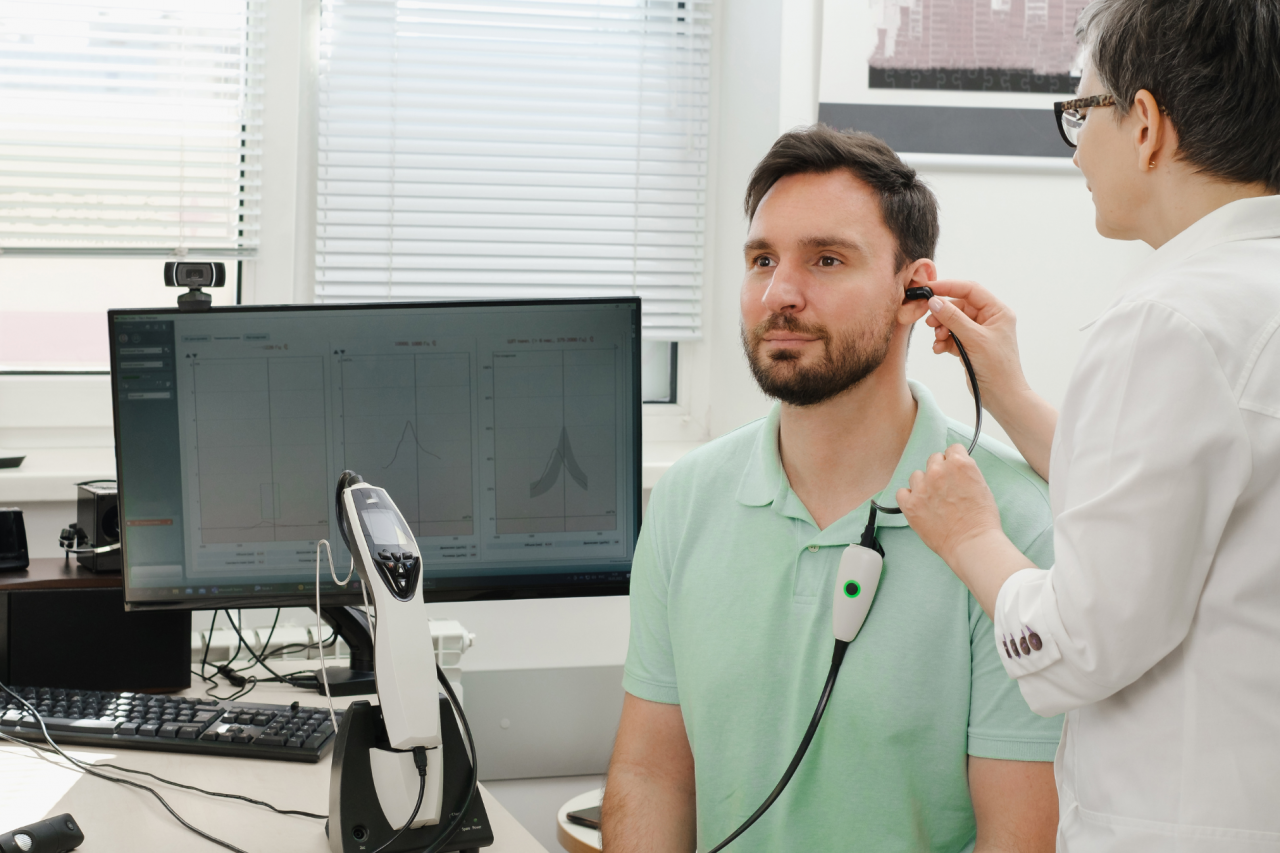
left=374, top=549, right=420, bottom=599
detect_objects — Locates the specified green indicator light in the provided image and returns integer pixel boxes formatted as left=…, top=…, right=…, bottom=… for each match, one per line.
left=844, top=581, right=860, bottom=598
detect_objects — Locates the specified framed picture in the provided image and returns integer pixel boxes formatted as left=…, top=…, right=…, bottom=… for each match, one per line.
left=819, top=0, right=1088, bottom=157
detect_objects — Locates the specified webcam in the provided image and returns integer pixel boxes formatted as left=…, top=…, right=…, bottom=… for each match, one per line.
left=164, top=261, right=226, bottom=312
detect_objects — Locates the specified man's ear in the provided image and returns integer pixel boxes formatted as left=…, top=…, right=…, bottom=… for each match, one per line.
left=897, top=259, right=937, bottom=324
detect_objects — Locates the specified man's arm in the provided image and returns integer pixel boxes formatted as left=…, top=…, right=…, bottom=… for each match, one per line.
left=969, top=757, right=1057, bottom=852
left=601, top=693, right=696, bottom=853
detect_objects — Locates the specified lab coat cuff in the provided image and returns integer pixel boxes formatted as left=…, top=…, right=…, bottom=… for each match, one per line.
left=993, top=568, right=1063, bottom=679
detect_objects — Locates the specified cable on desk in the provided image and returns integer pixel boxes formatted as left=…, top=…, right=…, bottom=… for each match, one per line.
left=0, top=679, right=251, bottom=853
left=0, top=729, right=325, bottom=821
left=217, top=612, right=333, bottom=698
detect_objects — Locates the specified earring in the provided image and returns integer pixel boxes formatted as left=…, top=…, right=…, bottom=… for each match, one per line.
left=1149, top=158, right=1156, bottom=169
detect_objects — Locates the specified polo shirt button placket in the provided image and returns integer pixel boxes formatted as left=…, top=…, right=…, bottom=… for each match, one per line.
left=807, top=545, right=819, bottom=552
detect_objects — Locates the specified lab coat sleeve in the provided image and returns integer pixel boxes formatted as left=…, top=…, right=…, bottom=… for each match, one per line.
left=993, top=300, right=1252, bottom=717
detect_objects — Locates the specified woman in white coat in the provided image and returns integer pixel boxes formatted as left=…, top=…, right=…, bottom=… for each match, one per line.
left=898, top=0, right=1280, bottom=850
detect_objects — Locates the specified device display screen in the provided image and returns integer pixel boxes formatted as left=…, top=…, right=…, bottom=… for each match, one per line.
left=109, top=298, right=641, bottom=609
left=357, top=504, right=416, bottom=552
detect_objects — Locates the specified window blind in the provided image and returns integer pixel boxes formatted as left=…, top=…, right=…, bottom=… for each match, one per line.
left=0, top=1, right=263, bottom=256
left=316, top=0, right=711, bottom=340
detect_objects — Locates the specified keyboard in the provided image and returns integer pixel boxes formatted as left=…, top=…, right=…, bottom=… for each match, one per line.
left=0, top=686, right=344, bottom=763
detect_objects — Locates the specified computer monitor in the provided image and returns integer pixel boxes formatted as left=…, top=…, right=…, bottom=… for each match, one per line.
left=109, top=298, right=641, bottom=613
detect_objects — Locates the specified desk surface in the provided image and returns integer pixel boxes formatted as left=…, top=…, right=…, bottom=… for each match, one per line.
left=0, top=660, right=548, bottom=852
left=0, top=557, right=122, bottom=591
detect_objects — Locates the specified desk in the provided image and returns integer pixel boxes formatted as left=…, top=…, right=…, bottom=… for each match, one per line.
left=0, top=660, right=548, bottom=852
left=0, top=557, right=122, bottom=591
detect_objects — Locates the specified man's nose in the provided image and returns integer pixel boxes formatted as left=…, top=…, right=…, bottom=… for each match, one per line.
left=761, top=259, right=806, bottom=315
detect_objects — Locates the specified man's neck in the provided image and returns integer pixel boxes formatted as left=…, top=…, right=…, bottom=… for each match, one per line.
left=777, top=366, right=917, bottom=531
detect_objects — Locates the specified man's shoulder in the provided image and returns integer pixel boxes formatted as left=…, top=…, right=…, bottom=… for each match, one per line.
left=945, top=418, right=1051, bottom=540
left=654, top=415, right=768, bottom=495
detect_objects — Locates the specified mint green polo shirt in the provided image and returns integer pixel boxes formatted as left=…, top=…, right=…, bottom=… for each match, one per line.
left=624, top=381, right=1062, bottom=853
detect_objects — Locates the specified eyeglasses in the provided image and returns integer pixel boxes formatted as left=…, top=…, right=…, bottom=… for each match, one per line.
left=1053, top=94, right=1116, bottom=148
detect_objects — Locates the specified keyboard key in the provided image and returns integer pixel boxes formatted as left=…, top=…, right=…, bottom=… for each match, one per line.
left=254, top=735, right=286, bottom=746
left=304, top=732, right=328, bottom=750
left=42, top=718, right=120, bottom=735
left=231, top=730, right=252, bottom=744
left=287, top=735, right=305, bottom=748
left=193, top=710, right=221, bottom=725
left=178, top=725, right=202, bottom=740
left=117, top=722, right=140, bottom=736
left=158, top=723, right=181, bottom=738
left=138, top=723, right=160, bottom=737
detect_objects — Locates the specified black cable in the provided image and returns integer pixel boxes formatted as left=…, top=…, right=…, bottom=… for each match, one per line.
left=705, top=640, right=850, bottom=853
left=198, top=610, right=218, bottom=685
left=227, top=610, right=245, bottom=667
left=424, top=663, right=480, bottom=853
left=0, top=680, right=250, bottom=853
left=223, top=612, right=294, bottom=685
left=871, top=329, right=983, bottom=517
left=241, top=629, right=337, bottom=671
left=952, top=332, right=983, bottom=455
left=234, top=610, right=281, bottom=673
left=371, top=746, right=429, bottom=853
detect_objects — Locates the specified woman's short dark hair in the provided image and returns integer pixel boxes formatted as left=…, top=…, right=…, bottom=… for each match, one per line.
left=744, top=125, right=939, bottom=270
left=1079, top=0, right=1280, bottom=192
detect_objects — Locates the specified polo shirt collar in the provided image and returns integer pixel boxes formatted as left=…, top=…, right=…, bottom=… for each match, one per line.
left=1082, top=194, right=1280, bottom=330
left=735, top=380, right=950, bottom=532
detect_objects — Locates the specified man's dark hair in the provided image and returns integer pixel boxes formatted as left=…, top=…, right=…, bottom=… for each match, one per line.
left=1079, top=0, right=1280, bottom=192
left=744, top=125, right=939, bottom=270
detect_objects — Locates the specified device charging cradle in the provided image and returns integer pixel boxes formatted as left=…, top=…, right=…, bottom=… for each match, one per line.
left=329, top=700, right=493, bottom=853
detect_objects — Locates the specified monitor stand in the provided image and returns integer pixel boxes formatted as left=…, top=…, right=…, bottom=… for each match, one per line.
left=312, top=605, right=377, bottom=696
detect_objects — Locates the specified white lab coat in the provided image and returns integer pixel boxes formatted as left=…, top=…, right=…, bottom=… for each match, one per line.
left=993, top=195, right=1280, bottom=852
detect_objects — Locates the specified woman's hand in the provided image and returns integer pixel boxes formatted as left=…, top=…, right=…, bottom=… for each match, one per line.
left=898, top=444, right=1033, bottom=618
left=925, top=280, right=1029, bottom=410
left=926, top=280, right=1058, bottom=481
left=897, top=444, right=1003, bottom=565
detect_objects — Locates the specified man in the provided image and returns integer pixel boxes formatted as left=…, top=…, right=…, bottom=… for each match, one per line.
left=602, top=126, right=1062, bottom=852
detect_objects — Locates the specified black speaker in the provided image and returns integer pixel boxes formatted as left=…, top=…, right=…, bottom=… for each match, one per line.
left=0, top=509, right=28, bottom=572
left=0, top=587, right=190, bottom=692
left=76, top=483, right=120, bottom=573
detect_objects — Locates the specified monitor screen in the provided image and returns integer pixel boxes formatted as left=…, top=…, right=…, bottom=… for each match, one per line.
left=109, top=298, right=641, bottom=610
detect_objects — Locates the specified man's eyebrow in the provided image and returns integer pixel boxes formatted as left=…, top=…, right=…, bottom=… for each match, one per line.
left=797, top=236, right=866, bottom=253
left=743, top=236, right=866, bottom=254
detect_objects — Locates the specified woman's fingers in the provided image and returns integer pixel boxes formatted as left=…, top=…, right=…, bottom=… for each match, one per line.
left=927, top=295, right=983, bottom=338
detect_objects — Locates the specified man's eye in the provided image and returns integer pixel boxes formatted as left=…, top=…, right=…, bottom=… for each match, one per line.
left=755, top=257, right=773, bottom=268
left=818, top=256, right=840, bottom=267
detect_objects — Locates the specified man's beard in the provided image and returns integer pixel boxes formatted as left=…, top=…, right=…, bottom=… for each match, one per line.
left=742, top=312, right=894, bottom=407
